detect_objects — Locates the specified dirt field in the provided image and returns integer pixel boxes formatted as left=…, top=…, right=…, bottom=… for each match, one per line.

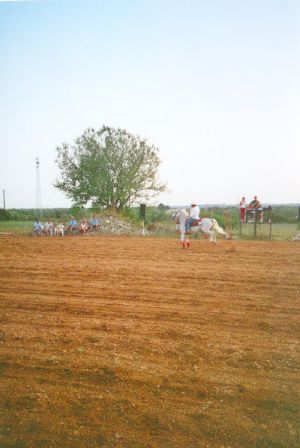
left=0, top=235, right=299, bottom=448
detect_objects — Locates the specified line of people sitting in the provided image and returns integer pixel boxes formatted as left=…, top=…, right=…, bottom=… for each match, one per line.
left=32, top=214, right=101, bottom=237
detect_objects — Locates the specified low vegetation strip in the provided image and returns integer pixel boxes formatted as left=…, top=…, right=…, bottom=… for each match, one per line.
left=0, top=236, right=299, bottom=447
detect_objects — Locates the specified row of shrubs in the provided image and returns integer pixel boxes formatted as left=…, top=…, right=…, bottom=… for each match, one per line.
left=125, top=205, right=300, bottom=227
left=0, top=205, right=299, bottom=226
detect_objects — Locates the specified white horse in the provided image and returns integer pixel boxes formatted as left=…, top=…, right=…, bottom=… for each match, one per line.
left=176, top=209, right=229, bottom=247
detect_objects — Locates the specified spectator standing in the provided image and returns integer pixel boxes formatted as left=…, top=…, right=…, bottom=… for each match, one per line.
left=239, top=197, right=246, bottom=223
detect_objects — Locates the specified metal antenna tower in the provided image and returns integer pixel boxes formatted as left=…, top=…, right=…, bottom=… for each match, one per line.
left=35, top=158, right=42, bottom=214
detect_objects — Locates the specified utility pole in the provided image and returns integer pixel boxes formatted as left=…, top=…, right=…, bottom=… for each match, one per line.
left=2, top=189, right=5, bottom=210
left=35, top=158, right=42, bottom=215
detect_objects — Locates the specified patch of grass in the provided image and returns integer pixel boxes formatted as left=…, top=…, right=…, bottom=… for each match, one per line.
left=81, top=367, right=117, bottom=384
left=237, top=383, right=247, bottom=394
left=190, top=413, right=222, bottom=440
left=93, top=367, right=116, bottom=384
left=239, top=223, right=298, bottom=240
left=95, top=433, right=107, bottom=447
left=72, top=399, right=90, bottom=416
left=84, top=335, right=101, bottom=343
left=254, top=433, right=287, bottom=448
left=270, top=224, right=299, bottom=240
left=1, top=399, right=12, bottom=409
left=142, top=413, right=166, bottom=432
left=35, top=440, right=50, bottom=448
left=15, top=395, right=37, bottom=409
left=27, top=420, right=41, bottom=434
left=0, top=221, right=32, bottom=234
left=190, top=412, right=211, bottom=423
left=62, top=368, right=73, bottom=377
left=251, top=398, right=299, bottom=415
left=0, top=361, right=8, bottom=376
left=257, top=321, right=274, bottom=333
left=195, top=390, right=209, bottom=399
left=11, top=440, right=27, bottom=448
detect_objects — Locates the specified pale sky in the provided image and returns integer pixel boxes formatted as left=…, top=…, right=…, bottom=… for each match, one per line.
left=0, top=0, right=299, bottom=208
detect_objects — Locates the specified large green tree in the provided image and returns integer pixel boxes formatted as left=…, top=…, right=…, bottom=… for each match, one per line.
left=55, top=126, right=167, bottom=211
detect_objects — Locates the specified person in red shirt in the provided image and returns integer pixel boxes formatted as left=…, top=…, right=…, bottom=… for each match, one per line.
left=239, top=197, right=246, bottom=223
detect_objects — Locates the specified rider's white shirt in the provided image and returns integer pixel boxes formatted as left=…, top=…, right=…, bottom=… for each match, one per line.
left=190, top=206, right=200, bottom=219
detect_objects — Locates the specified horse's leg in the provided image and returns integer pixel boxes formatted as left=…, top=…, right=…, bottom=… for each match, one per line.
left=212, top=230, right=219, bottom=244
left=180, top=231, right=186, bottom=247
left=213, top=231, right=218, bottom=244
left=207, top=230, right=217, bottom=244
left=180, top=231, right=190, bottom=248
left=186, top=235, right=190, bottom=247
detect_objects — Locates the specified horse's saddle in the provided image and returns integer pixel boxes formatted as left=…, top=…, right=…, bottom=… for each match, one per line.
left=190, top=219, right=202, bottom=227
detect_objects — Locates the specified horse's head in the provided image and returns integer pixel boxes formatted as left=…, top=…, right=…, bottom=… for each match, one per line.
left=178, top=209, right=188, bottom=221
left=175, top=209, right=188, bottom=232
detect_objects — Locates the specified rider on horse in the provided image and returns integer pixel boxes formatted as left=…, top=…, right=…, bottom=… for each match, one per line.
left=185, top=203, right=200, bottom=233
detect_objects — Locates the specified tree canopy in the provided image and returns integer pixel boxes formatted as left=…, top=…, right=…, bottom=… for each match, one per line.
left=55, top=126, right=167, bottom=211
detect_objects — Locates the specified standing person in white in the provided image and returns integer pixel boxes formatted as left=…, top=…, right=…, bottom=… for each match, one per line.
left=185, top=203, right=200, bottom=233
left=239, top=197, right=246, bottom=223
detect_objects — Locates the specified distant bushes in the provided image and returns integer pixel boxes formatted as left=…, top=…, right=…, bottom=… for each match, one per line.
left=0, top=209, right=12, bottom=221
left=121, top=206, right=172, bottom=224
left=271, top=206, right=299, bottom=224
left=0, top=208, right=72, bottom=221
left=146, top=207, right=172, bottom=223
left=200, top=207, right=239, bottom=229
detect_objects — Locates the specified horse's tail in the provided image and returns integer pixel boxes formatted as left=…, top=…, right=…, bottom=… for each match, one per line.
left=211, top=219, right=228, bottom=236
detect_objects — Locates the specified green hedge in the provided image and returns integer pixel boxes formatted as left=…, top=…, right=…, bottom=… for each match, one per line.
left=0, top=208, right=73, bottom=221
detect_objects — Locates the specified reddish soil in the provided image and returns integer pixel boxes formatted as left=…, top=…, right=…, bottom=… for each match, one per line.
left=0, top=235, right=299, bottom=448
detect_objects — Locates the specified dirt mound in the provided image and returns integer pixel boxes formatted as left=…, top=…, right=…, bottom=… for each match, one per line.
left=97, top=216, right=141, bottom=235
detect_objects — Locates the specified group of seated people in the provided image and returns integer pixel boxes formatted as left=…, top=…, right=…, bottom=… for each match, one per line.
left=32, top=214, right=101, bottom=237
left=240, top=196, right=264, bottom=223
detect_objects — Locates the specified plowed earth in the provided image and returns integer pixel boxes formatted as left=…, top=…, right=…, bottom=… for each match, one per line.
left=0, top=236, right=299, bottom=448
